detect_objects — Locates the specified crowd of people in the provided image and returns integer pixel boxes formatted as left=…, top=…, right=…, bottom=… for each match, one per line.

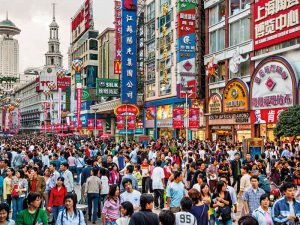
left=0, top=134, right=299, bottom=225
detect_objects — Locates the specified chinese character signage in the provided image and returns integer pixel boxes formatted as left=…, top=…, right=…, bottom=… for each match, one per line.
left=173, top=107, right=184, bottom=128
left=250, top=108, right=286, bottom=124
left=87, top=119, right=94, bottom=130
left=114, top=104, right=140, bottom=116
left=116, top=115, right=125, bottom=129
left=114, top=61, right=122, bottom=74
left=177, top=0, right=197, bottom=98
left=208, top=94, right=222, bottom=113
left=121, top=0, right=138, bottom=104
left=189, top=108, right=200, bottom=129
left=96, top=119, right=103, bottom=130
left=254, top=0, right=300, bottom=50
left=115, top=0, right=122, bottom=60
left=127, top=115, right=135, bottom=130
left=96, top=78, right=120, bottom=97
left=250, top=56, right=296, bottom=110
left=223, top=79, right=249, bottom=113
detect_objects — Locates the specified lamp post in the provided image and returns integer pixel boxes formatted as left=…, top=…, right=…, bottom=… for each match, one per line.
left=180, top=86, right=193, bottom=148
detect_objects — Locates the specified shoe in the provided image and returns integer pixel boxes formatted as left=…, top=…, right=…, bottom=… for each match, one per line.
left=92, top=222, right=96, bottom=224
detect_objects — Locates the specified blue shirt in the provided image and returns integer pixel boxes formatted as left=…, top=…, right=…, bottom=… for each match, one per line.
left=243, top=187, right=265, bottom=214
left=166, top=181, right=185, bottom=208
left=129, top=150, right=138, bottom=163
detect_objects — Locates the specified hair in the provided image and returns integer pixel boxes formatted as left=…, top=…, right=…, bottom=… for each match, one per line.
left=63, top=193, right=78, bottom=216
left=180, top=197, right=193, bottom=211
left=99, top=168, right=109, bottom=177
left=108, top=184, right=119, bottom=201
left=61, top=162, right=69, bottom=169
left=0, top=203, right=9, bottom=221
left=250, top=175, right=259, bottom=182
left=173, top=171, right=182, bottom=180
left=23, top=192, right=42, bottom=209
left=91, top=168, right=98, bottom=176
left=238, top=216, right=259, bottom=225
left=17, top=169, right=25, bottom=178
left=56, top=177, right=65, bottom=187
left=49, top=162, right=56, bottom=168
left=241, top=165, right=249, bottom=173
left=188, top=188, right=202, bottom=205
left=7, top=167, right=15, bottom=176
left=140, top=193, right=154, bottom=210
left=216, top=181, right=226, bottom=193
left=126, top=165, right=134, bottom=174
left=259, top=193, right=269, bottom=203
left=281, top=182, right=297, bottom=192
left=120, top=201, right=134, bottom=217
left=159, top=210, right=175, bottom=225
left=200, top=183, right=210, bottom=196
left=156, top=160, right=162, bottom=167
left=122, top=178, right=132, bottom=188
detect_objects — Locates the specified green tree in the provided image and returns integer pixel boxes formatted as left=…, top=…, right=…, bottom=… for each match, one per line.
left=274, top=106, right=300, bottom=138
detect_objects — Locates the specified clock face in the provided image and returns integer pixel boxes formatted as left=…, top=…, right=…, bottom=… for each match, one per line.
left=47, top=68, right=52, bottom=73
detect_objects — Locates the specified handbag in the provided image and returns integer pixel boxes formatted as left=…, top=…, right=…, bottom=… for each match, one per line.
left=11, top=183, right=19, bottom=198
left=219, top=205, right=231, bottom=221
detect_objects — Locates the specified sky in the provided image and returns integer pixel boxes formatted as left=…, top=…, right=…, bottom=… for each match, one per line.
left=0, top=0, right=114, bottom=73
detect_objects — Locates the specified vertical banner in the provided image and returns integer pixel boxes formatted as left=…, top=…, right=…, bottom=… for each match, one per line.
left=70, top=121, right=75, bottom=131
left=121, top=0, right=138, bottom=104
left=173, top=107, right=184, bottom=128
left=127, top=115, right=135, bottom=130
left=76, top=87, right=82, bottom=129
left=63, top=123, right=68, bottom=131
left=57, top=88, right=62, bottom=125
left=66, top=86, right=71, bottom=112
left=43, top=102, right=48, bottom=133
left=116, top=115, right=125, bottom=130
left=88, top=119, right=94, bottom=131
left=115, top=0, right=122, bottom=61
left=96, top=119, right=103, bottom=130
left=189, top=108, right=200, bottom=129
left=46, top=124, right=52, bottom=132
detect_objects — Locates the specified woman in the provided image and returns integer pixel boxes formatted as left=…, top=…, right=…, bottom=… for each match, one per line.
left=43, top=167, right=51, bottom=209
left=11, top=170, right=28, bottom=221
left=0, top=203, right=15, bottom=225
left=116, top=201, right=133, bottom=225
left=102, top=184, right=120, bottom=225
left=48, top=177, right=67, bottom=224
left=16, top=192, right=48, bottom=225
left=3, top=168, right=14, bottom=209
left=56, top=193, right=86, bottom=225
left=252, top=194, right=273, bottom=225
left=109, top=164, right=120, bottom=186
left=211, top=181, right=232, bottom=225
left=188, top=188, right=209, bottom=225
left=75, top=153, right=85, bottom=185
left=67, top=153, right=77, bottom=178
left=200, top=183, right=215, bottom=225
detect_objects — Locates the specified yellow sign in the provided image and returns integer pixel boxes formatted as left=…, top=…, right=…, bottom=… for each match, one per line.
left=208, top=94, right=222, bottom=113
left=223, top=79, right=249, bottom=113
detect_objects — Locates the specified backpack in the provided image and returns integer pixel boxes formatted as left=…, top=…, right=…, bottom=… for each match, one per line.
left=259, top=175, right=271, bottom=193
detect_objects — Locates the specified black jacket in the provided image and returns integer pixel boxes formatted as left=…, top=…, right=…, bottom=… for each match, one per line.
left=231, top=160, right=241, bottom=178
left=129, top=210, right=159, bottom=225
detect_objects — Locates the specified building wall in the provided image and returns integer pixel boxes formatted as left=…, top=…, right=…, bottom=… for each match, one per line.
left=0, top=36, right=19, bottom=77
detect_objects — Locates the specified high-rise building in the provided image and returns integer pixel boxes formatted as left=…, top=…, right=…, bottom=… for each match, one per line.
left=0, top=13, right=20, bottom=78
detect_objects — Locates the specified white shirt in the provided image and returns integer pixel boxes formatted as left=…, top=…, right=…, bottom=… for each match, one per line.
left=192, top=183, right=201, bottom=192
left=120, top=190, right=141, bottom=209
left=175, top=211, right=197, bottom=225
left=100, top=176, right=109, bottom=195
left=151, top=167, right=165, bottom=190
left=199, top=150, right=206, bottom=160
left=240, top=173, right=251, bottom=192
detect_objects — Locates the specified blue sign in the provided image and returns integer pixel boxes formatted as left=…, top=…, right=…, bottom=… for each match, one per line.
left=81, top=101, right=91, bottom=110
left=121, top=0, right=138, bottom=104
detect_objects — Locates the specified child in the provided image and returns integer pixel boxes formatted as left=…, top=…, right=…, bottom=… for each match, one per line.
left=116, top=201, right=134, bottom=225
left=133, top=165, right=142, bottom=192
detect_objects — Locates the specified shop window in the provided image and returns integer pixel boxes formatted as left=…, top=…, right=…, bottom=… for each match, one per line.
left=229, top=57, right=250, bottom=78
left=209, top=1, right=226, bottom=26
left=209, top=29, right=225, bottom=53
left=230, top=0, right=250, bottom=15
left=230, top=17, right=250, bottom=46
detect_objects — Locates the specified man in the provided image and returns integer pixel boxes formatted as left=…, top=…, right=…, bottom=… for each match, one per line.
left=129, top=146, right=138, bottom=164
left=218, top=158, right=231, bottom=185
left=0, top=159, right=9, bottom=177
left=159, top=210, right=175, bottom=225
left=120, top=165, right=138, bottom=192
left=231, top=152, right=242, bottom=193
left=129, top=193, right=159, bottom=225
left=151, top=160, right=165, bottom=209
left=242, top=153, right=253, bottom=167
left=272, top=182, right=300, bottom=224
left=121, top=178, right=141, bottom=211
left=60, top=162, right=74, bottom=193
left=41, top=149, right=50, bottom=168
left=175, top=197, right=197, bottom=225
left=166, top=171, right=185, bottom=213
left=238, top=166, right=251, bottom=199
left=186, top=162, right=196, bottom=189
left=29, top=167, right=46, bottom=196
left=49, top=162, right=60, bottom=190
left=243, top=175, right=265, bottom=215
left=281, top=146, right=291, bottom=159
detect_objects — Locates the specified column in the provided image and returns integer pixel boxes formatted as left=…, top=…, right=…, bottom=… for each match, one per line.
left=110, top=117, right=115, bottom=135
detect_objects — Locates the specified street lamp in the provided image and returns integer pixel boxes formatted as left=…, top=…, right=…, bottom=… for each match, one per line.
left=180, top=86, right=193, bottom=148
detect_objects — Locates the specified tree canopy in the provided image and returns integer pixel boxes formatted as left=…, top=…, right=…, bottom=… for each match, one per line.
left=274, top=106, right=300, bottom=138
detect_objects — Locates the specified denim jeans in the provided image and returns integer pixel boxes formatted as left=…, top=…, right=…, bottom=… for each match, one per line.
left=76, top=167, right=83, bottom=184
left=87, top=193, right=100, bottom=223
left=216, top=218, right=232, bottom=225
left=52, top=205, right=64, bottom=223
left=12, top=197, right=24, bottom=221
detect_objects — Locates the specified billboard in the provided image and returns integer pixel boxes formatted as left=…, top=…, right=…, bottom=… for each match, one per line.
left=254, top=0, right=300, bottom=50
left=173, top=107, right=184, bottom=128
left=177, top=0, right=197, bottom=98
left=96, top=78, right=120, bottom=97
left=57, top=77, right=71, bottom=91
left=189, top=108, right=200, bottom=129
left=250, top=108, right=286, bottom=124
left=71, top=0, right=93, bottom=43
left=121, top=0, right=138, bottom=104
left=115, top=0, right=122, bottom=61
left=36, top=70, right=57, bottom=92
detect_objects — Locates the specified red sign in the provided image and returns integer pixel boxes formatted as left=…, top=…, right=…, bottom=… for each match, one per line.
left=254, top=0, right=300, bottom=50
left=115, top=1, right=122, bottom=60
left=178, top=8, right=196, bottom=36
left=250, top=108, right=286, bottom=124
left=96, top=119, right=103, bottom=130
left=57, top=77, right=71, bottom=91
left=54, top=124, right=61, bottom=131
left=116, top=115, right=125, bottom=129
left=87, top=119, right=94, bottom=131
left=77, top=121, right=82, bottom=130
left=76, top=88, right=82, bottom=129
left=127, top=115, right=136, bottom=130
left=63, top=124, right=68, bottom=131
left=114, top=61, right=121, bottom=74
left=189, top=108, right=200, bottom=129
left=173, top=107, right=184, bottom=128
left=114, top=104, right=140, bottom=116
left=70, top=121, right=75, bottom=131
left=46, top=124, right=52, bottom=132
left=179, top=80, right=197, bottom=98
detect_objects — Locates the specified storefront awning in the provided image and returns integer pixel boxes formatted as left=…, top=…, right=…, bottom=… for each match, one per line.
left=90, top=99, right=121, bottom=113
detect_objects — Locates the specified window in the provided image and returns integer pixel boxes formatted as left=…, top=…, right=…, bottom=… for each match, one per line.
left=229, top=57, right=250, bottom=78
left=146, top=84, right=156, bottom=98
left=90, top=54, right=98, bottom=60
left=230, top=0, right=250, bottom=15
left=89, top=39, right=98, bottom=50
left=209, top=29, right=225, bottom=53
left=147, top=63, right=156, bottom=81
left=147, top=1, right=155, bottom=21
left=209, top=1, right=225, bottom=26
left=147, top=22, right=155, bottom=40
left=230, top=17, right=250, bottom=46
left=159, top=11, right=172, bottom=32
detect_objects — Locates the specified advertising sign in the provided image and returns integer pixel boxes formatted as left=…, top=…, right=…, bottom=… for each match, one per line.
left=250, top=108, right=286, bottom=124
left=87, top=119, right=94, bottom=130
left=114, top=104, right=140, bottom=116
left=173, top=107, right=184, bottom=128
left=71, top=0, right=93, bottom=43
left=46, top=124, right=52, bottom=132
left=70, top=121, right=75, bottom=131
left=254, top=0, right=300, bottom=50
left=250, top=56, right=296, bottom=110
left=156, top=105, right=173, bottom=120
left=76, top=87, right=82, bottom=129
left=208, top=94, right=222, bottom=113
left=114, top=61, right=122, bottom=74
left=127, top=115, right=136, bottom=130
left=189, top=108, right=200, bottom=129
left=82, top=88, right=90, bottom=101
left=36, top=70, right=57, bottom=92
left=121, top=0, right=138, bottom=104
left=96, top=119, right=103, bottom=130
left=116, top=115, right=125, bottom=129
left=96, top=78, right=120, bottom=97
left=115, top=0, right=122, bottom=61
left=177, top=0, right=197, bottom=98
left=63, top=124, right=68, bottom=131
left=145, top=106, right=155, bottom=121
left=223, top=79, right=249, bottom=113
left=57, top=77, right=71, bottom=91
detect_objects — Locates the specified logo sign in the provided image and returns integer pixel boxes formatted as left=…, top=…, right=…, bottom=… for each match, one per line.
left=96, top=78, right=120, bottom=97
left=96, top=119, right=103, bottom=130
left=114, top=61, right=121, bottom=74
left=250, top=56, right=296, bottom=110
left=250, top=108, right=286, bottom=124
left=115, top=1, right=122, bottom=60
left=114, top=104, right=140, bottom=116
left=173, top=107, right=184, bottom=128
left=36, top=71, right=57, bottom=92
left=254, top=0, right=300, bottom=50
left=208, top=94, right=222, bottom=113
left=121, top=0, right=138, bottom=104
left=57, top=77, right=71, bottom=91
left=223, top=79, right=249, bottom=113
left=82, top=88, right=90, bottom=101
left=189, top=108, right=200, bottom=129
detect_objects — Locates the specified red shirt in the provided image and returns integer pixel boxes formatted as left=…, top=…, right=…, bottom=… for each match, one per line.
left=31, top=179, right=37, bottom=192
left=48, top=186, right=67, bottom=207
